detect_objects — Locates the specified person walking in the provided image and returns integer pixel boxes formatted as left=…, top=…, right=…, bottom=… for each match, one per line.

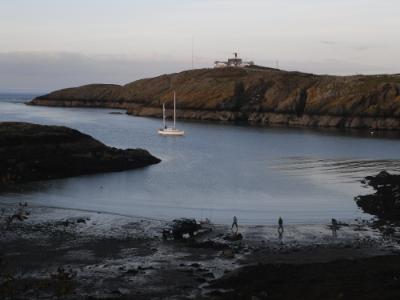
left=231, top=216, right=238, bottom=233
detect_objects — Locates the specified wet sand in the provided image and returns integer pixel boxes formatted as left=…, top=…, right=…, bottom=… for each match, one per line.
left=1, top=203, right=399, bottom=299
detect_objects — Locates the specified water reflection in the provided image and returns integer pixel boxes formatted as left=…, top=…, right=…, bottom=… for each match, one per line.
left=272, top=157, right=400, bottom=183
left=1, top=96, right=400, bottom=224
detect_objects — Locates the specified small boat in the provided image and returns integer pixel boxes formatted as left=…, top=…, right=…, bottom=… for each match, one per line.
left=158, top=91, right=185, bottom=136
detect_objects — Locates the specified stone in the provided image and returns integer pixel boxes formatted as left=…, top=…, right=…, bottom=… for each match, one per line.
left=222, top=249, right=235, bottom=259
left=0, top=122, right=160, bottom=189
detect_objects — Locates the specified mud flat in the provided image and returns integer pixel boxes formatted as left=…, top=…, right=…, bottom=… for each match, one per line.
left=1, top=204, right=399, bottom=299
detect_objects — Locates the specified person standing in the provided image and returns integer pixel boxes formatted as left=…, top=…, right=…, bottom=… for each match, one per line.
left=331, top=218, right=338, bottom=238
left=278, top=217, right=284, bottom=242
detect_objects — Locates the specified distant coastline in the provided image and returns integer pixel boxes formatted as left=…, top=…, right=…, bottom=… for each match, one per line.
left=29, top=66, right=400, bottom=130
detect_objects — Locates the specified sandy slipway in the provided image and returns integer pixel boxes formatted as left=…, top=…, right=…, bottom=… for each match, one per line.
left=1, top=203, right=400, bottom=300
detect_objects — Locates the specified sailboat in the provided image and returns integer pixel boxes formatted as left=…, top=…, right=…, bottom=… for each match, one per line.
left=158, top=91, right=185, bottom=136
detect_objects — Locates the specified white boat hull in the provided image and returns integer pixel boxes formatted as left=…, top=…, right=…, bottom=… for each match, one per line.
left=158, top=129, right=185, bottom=136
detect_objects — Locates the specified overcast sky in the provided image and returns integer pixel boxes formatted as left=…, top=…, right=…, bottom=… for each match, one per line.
left=1, top=0, right=399, bottom=92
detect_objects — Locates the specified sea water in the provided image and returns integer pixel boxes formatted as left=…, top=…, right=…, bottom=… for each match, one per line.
left=1, top=93, right=400, bottom=224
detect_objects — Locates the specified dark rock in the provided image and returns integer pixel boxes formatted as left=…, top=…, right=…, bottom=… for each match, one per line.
left=125, top=269, right=138, bottom=275
left=196, top=277, right=207, bottom=283
left=171, top=218, right=201, bottom=240
left=0, top=122, right=160, bottom=189
left=186, top=240, right=229, bottom=250
left=209, top=255, right=400, bottom=300
left=137, top=266, right=154, bottom=271
left=355, top=171, right=400, bottom=221
left=222, top=249, right=235, bottom=259
left=224, top=233, right=243, bottom=241
left=203, top=272, right=215, bottom=279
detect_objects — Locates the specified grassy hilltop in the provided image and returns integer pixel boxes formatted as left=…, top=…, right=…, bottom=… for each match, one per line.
left=30, top=66, right=400, bottom=130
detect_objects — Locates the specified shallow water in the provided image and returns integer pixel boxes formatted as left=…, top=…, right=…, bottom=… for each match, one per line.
left=1, top=93, right=400, bottom=224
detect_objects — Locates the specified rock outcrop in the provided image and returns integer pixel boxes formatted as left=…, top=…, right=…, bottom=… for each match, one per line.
left=0, top=122, right=160, bottom=188
left=30, top=66, right=400, bottom=130
left=355, top=171, right=400, bottom=221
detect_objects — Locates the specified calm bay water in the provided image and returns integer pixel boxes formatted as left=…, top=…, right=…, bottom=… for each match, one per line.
left=1, top=93, right=400, bottom=224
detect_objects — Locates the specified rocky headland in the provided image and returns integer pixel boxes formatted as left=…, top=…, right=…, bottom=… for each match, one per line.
left=30, top=66, right=400, bottom=130
left=0, top=122, right=160, bottom=189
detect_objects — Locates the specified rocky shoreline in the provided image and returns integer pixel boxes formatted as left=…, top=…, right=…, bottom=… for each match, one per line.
left=0, top=122, right=160, bottom=189
left=29, top=99, right=400, bottom=130
left=356, top=171, right=400, bottom=222
left=1, top=170, right=400, bottom=299
left=128, top=106, right=400, bottom=130
left=29, top=67, right=400, bottom=130
left=1, top=204, right=399, bottom=300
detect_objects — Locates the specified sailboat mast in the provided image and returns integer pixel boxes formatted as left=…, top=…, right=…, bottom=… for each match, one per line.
left=162, top=103, right=166, bottom=128
left=173, top=91, right=176, bottom=129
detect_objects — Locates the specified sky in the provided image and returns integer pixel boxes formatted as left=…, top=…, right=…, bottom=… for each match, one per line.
left=0, top=0, right=399, bottom=92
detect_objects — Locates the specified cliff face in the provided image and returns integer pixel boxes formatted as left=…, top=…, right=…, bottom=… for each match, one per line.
left=0, top=122, right=160, bottom=188
left=30, top=66, right=400, bottom=130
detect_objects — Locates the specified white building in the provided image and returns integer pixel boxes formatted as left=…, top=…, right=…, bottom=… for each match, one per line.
left=214, top=52, right=254, bottom=68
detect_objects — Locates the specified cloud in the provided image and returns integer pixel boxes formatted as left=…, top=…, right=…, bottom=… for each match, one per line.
left=320, top=40, right=337, bottom=46
left=0, top=52, right=205, bottom=92
left=305, top=59, right=395, bottom=75
left=0, top=51, right=398, bottom=93
left=257, top=58, right=398, bottom=76
left=353, top=45, right=372, bottom=51
left=319, top=40, right=375, bottom=52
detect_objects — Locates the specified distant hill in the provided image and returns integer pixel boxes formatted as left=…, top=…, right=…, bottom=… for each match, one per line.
left=30, top=66, right=400, bottom=130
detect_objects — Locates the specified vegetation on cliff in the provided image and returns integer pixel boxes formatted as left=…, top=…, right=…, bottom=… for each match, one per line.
left=30, top=66, right=400, bottom=129
left=0, top=122, right=160, bottom=188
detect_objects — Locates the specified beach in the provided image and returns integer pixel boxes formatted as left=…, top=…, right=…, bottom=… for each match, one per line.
left=1, top=203, right=399, bottom=299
